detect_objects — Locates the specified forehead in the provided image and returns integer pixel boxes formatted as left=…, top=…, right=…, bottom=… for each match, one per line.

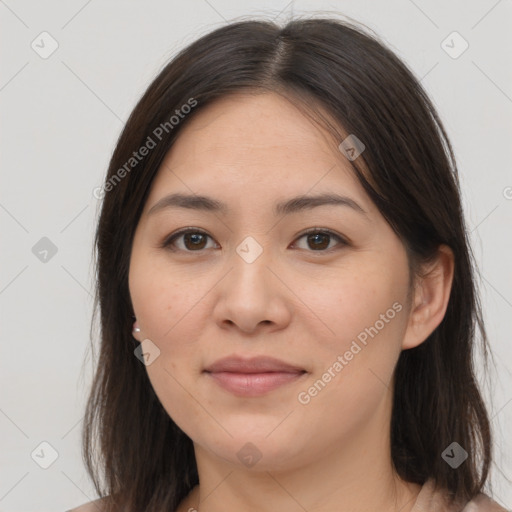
left=144, top=92, right=370, bottom=213
left=187, top=93, right=324, bottom=145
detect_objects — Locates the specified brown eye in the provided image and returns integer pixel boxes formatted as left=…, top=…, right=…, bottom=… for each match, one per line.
left=183, top=232, right=208, bottom=250
left=162, top=228, right=348, bottom=254
left=306, top=232, right=330, bottom=250
left=293, top=229, right=347, bottom=252
left=162, top=229, right=216, bottom=252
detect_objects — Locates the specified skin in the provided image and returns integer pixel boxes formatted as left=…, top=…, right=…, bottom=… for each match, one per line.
left=128, top=92, right=454, bottom=512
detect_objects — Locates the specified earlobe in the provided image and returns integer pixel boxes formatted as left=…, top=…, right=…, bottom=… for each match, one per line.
left=401, top=245, right=455, bottom=350
left=132, top=321, right=141, bottom=342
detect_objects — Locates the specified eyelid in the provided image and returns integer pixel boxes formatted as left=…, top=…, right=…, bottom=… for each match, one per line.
left=161, top=227, right=349, bottom=252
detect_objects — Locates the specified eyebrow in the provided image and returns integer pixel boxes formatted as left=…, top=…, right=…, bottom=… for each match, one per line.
left=147, top=192, right=368, bottom=218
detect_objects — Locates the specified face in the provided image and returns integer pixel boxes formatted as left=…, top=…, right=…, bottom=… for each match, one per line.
left=128, top=92, right=413, bottom=472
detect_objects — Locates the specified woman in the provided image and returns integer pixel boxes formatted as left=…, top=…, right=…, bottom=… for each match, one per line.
left=69, top=17, right=508, bottom=512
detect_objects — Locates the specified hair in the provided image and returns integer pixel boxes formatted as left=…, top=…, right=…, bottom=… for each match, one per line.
left=83, top=15, right=496, bottom=512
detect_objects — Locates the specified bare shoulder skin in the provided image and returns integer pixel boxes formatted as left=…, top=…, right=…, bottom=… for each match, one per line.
left=67, top=496, right=106, bottom=512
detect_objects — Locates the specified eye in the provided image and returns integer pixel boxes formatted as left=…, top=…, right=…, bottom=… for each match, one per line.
left=161, top=228, right=217, bottom=252
left=161, top=227, right=348, bottom=253
left=292, top=228, right=348, bottom=252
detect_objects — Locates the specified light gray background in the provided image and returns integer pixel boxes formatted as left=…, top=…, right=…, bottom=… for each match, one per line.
left=0, top=1, right=511, bottom=511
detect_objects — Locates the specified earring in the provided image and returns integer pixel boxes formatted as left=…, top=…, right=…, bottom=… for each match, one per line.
left=132, top=321, right=141, bottom=335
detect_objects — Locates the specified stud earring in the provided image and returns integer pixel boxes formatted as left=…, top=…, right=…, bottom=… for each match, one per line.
left=132, top=321, right=141, bottom=335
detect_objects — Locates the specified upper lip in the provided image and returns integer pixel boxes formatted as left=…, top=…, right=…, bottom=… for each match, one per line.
left=204, top=355, right=306, bottom=374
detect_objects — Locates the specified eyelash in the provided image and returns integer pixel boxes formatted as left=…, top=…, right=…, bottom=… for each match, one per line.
left=160, top=227, right=349, bottom=254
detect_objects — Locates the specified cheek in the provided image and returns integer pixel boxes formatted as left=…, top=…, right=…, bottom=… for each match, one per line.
left=129, top=258, right=206, bottom=432
left=129, top=249, right=202, bottom=342
left=300, top=261, right=408, bottom=354
left=291, top=271, right=407, bottom=447
left=292, top=252, right=410, bottom=415
left=129, top=252, right=209, bottom=415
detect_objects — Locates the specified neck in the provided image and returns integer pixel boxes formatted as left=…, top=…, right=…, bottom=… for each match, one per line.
left=188, top=452, right=420, bottom=512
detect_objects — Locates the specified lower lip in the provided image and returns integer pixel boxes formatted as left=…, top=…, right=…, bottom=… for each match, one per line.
left=205, top=371, right=306, bottom=396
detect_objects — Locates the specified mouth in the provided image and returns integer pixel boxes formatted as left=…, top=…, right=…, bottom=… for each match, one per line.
left=203, top=355, right=307, bottom=397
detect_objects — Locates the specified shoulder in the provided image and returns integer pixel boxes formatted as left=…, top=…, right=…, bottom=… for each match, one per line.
left=412, top=479, right=509, bottom=512
left=67, top=496, right=108, bottom=512
left=462, top=493, right=510, bottom=512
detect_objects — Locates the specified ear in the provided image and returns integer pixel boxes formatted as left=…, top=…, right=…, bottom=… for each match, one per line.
left=402, top=244, right=454, bottom=350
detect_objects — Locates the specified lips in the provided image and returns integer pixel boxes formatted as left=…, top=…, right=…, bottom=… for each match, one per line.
left=204, top=356, right=307, bottom=397
left=204, top=355, right=306, bottom=374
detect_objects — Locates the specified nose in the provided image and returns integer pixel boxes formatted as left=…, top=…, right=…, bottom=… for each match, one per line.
left=212, top=241, right=292, bottom=335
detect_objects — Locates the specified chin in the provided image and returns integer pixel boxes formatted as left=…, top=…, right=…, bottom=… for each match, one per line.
left=195, top=429, right=311, bottom=473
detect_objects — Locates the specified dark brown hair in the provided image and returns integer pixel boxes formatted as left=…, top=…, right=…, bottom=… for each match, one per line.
left=84, top=16, right=495, bottom=511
